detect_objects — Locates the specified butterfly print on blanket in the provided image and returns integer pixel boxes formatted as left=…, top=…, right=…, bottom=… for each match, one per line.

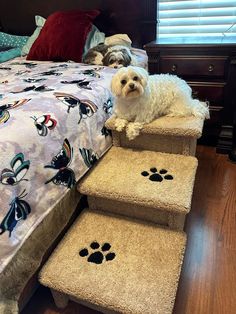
left=31, top=114, right=57, bottom=136
left=101, top=126, right=112, bottom=137
left=50, top=64, right=68, bottom=69
left=44, top=138, right=76, bottom=188
left=23, top=78, right=46, bottom=83
left=0, top=99, right=31, bottom=124
left=103, top=98, right=113, bottom=114
left=11, top=62, right=37, bottom=69
left=0, top=67, right=11, bottom=71
left=11, top=85, right=54, bottom=94
left=80, top=69, right=101, bottom=78
left=79, top=148, right=99, bottom=168
left=0, top=190, right=31, bottom=237
left=54, top=92, right=98, bottom=123
left=38, top=70, right=62, bottom=76
left=0, top=153, right=30, bottom=186
left=61, top=79, right=93, bottom=90
left=15, top=70, right=31, bottom=76
left=0, top=105, right=10, bottom=123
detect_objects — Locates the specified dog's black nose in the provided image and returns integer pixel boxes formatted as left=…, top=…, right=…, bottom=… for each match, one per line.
left=114, top=66, right=118, bottom=69
left=129, top=83, right=135, bottom=89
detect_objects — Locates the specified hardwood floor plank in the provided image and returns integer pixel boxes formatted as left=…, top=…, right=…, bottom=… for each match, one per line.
left=213, top=247, right=236, bottom=313
left=174, top=146, right=236, bottom=314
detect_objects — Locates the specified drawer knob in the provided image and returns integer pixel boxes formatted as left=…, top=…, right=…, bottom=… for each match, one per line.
left=171, top=64, right=177, bottom=72
left=208, top=64, right=214, bottom=72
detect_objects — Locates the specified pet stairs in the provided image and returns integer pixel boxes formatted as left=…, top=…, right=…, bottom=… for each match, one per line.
left=105, top=115, right=205, bottom=156
left=39, top=116, right=201, bottom=314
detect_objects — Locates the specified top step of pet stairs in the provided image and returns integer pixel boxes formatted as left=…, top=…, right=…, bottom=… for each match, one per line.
left=105, top=115, right=205, bottom=156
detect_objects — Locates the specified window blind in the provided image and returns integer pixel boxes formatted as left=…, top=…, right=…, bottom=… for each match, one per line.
left=158, top=0, right=236, bottom=43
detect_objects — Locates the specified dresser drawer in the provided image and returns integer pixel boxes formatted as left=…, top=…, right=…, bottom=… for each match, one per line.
left=160, top=56, right=227, bottom=78
left=207, top=106, right=223, bottom=126
left=188, top=82, right=226, bottom=106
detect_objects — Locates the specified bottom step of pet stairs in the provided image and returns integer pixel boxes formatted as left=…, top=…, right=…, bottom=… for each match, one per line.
left=105, top=115, right=204, bottom=156
left=39, top=209, right=186, bottom=314
left=78, top=146, right=198, bottom=231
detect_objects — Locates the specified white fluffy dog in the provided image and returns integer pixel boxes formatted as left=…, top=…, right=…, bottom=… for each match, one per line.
left=111, top=66, right=209, bottom=140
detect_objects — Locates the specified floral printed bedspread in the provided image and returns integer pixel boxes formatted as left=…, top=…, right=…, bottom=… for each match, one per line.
left=0, top=58, right=115, bottom=272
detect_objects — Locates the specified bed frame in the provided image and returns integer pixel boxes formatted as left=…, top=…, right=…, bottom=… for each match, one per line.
left=0, top=0, right=157, bottom=312
left=0, top=0, right=157, bottom=48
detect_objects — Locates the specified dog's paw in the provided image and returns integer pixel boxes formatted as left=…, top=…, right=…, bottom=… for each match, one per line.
left=126, top=122, right=143, bottom=140
left=114, top=118, right=128, bottom=132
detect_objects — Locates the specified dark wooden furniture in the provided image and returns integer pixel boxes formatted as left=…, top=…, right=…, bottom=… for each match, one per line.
left=144, top=41, right=236, bottom=153
left=0, top=0, right=157, bottom=48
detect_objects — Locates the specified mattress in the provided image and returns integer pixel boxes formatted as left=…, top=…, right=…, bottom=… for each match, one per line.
left=0, top=58, right=115, bottom=312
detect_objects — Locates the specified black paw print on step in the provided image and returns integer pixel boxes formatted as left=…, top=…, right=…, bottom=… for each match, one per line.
left=141, top=167, right=173, bottom=182
left=79, top=241, right=116, bottom=264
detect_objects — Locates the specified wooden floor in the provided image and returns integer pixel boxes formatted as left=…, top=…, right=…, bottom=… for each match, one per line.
left=22, top=146, right=236, bottom=314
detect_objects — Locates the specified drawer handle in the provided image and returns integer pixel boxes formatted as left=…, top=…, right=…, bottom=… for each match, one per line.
left=171, top=64, right=177, bottom=72
left=208, top=64, right=214, bottom=72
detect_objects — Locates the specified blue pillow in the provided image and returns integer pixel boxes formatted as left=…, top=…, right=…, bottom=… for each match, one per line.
left=21, top=15, right=46, bottom=56
left=83, top=25, right=105, bottom=56
left=0, top=32, right=29, bottom=49
left=0, top=47, right=22, bottom=63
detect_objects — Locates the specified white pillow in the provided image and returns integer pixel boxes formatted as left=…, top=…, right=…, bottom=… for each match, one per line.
left=105, top=34, right=132, bottom=48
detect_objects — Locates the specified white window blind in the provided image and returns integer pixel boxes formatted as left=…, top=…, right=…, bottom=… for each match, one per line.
left=158, top=0, right=236, bottom=43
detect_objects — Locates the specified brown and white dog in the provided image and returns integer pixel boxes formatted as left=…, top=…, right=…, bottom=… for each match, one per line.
left=83, top=44, right=136, bottom=68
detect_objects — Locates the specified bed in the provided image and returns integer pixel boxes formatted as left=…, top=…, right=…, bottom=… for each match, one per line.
left=0, top=1, right=157, bottom=313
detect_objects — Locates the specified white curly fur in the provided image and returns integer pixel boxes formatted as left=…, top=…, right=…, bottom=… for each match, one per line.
left=111, top=66, right=209, bottom=140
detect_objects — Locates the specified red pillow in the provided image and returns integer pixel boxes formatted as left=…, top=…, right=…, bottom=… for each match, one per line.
left=27, top=10, right=99, bottom=62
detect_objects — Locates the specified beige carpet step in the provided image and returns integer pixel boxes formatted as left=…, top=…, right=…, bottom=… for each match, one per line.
left=39, top=209, right=186, bottom=314
left=78, top=147, right=198, bottom=230
left=105, top=116, right=204, bottom=156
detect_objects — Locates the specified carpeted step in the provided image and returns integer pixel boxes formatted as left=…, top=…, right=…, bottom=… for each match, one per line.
left=78, top=147, right=198, bottom=230
left=39, top=209, right=186, bottom=314
left=105, top=116, right=204, bottom=156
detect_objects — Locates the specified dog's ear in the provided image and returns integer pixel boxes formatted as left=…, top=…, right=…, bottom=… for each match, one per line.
left=133, top=67, right=149, bottom=87
left=121, top=49, right=132, bottom=66
left=102, top=52, right=111, bottom=66
left=111, top=73, right=120, bottom=96
left=111, top=71, right=123, bottom=97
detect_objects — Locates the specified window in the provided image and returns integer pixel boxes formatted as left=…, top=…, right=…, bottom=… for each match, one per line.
left=158, top=0, right=236, bottom=43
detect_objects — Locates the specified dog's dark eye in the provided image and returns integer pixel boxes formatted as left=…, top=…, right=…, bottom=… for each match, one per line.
left=133, top=76, right=139, bottom=81
left=121, top=79, right=127, bottom=85
left=118, top=60, right=123, bottom=64
left=109, top=59, right=114, bottom=65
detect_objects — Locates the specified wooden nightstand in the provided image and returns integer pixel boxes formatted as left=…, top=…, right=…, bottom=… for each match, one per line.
left=144, top=41, right=236, bottom=153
